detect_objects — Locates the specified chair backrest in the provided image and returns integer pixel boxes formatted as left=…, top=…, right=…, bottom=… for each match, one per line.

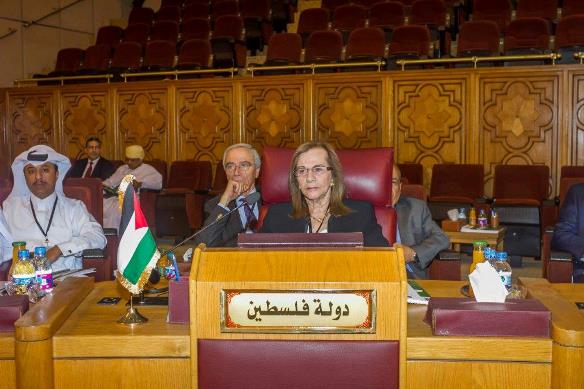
left=155, top=6, right=181, bottom=23
left=63, top=178, right=104, bottom=225
left=266, top=33, right=302, bottom=64
left=472, top=0, right=511, bottom=31
left=389, top=25, right=430, bottom=56
left=561, top=165, right=584, bottom=179
left=143, top=40, right=176, bottom=68
left=556, top=15, right=584, bottom=49
left=516, top=0, right=557, bottom=21
left=182, top=18, right=211, bottom=40
left=297, top=8, right=330, bottom=37
left=429, top=164, right=484, bottom=203
left=167, top=160, right=213, bottom=191
left=563, top=0, right=584, bottom=17
left=260, top=146, right=396, bottom=243
left=368, top=1, right=405, bottom=29
left=212, top=0, right=239, bottom=19
left=54, top=48, right=85, bottom=73
left=81, top=44, right=112, bottom=72
left=322, top=0, right=350, bottom=12
left=178, top=39, right=211, bottom=68
left=457, top=20, right=500, bottom=56
left=123, top=23, right=150, bottom=45
left=493, top=164, right=550, bottom=205
left=410, top=0, right=446, bottom=27
left=397, top=163, right=423, bottom=185
left=559, top=177, right=584, bottom=205
left=241, top=0, right=270, bottom=19
left=305, top=30, right=343, bottom=63
left=111, top=41, right=143, bottom=70
left=213, top=15, right=244, bottom=40
left=503, top=17, right=550, bottom=52
left=332, top=4, right=367, bottom=31
left=150, top=20, right=179, bottom=42
left=212, top=161, right=228, bottom=193
left=183, top=4, right=210, bottom=22
left=96, top=25, right=123, bottom=47
left=346, top=27, right=386, bottom=60
left=128, top=7, right=155, bottom=25
left=144, top=160, right=168, bottom=187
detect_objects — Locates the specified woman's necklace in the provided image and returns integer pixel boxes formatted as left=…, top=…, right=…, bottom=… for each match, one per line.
left=310, top=207, right=330, bottom=233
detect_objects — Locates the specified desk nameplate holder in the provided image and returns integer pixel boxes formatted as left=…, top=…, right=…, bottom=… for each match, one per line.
left=220, top=289, right=376, bottom=334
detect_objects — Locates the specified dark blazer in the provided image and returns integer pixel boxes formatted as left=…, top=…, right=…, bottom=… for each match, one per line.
left=552, top=183, right=584, bottom=259
left=66, top=157, right=116, bottom=181
left=395, top=196, right=450, bottom=278
left=260, top=199, right=389, bottom=247
left=196, top=194, right=262, bottom=247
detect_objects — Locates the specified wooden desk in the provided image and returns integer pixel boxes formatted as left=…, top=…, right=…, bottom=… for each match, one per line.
left=445, top=227, right=506, bottom=251
left=408, top=280, right=552, bottom=389
left=0, top=332, right=15, bottom=388
left=51, top=281, right=190, bottom=388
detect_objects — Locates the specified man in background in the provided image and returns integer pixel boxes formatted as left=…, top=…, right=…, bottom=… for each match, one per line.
left=392, top=164, right=450, bottom=278
left=103, top=145, right=162, bottom=229
left=196, top=143, right=261, bottom=247
left=66, top=137, right=116, bottom=181
left=3, top=145, right=106, bottom=271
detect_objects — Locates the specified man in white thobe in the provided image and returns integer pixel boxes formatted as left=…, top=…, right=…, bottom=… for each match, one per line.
left=102, top=145, right=162, bottom=229
left=0, top=211, right=12, bottom=264
left=2, top=145, right=106, bottom=272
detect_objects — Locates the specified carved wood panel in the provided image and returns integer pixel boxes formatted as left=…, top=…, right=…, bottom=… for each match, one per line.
left=62, top=92, right=109, bottom=159
left=243, top=84, right=304, bottom=152
left=314, top=81, right=382, bottom=149
left=571, top=72, right=584, bottom=167
left=9, top=92, right=55, bottom=157
left=394, top=79, right=466, bottom=186
left=118, top=89, right=168, bottom=161
left=177, top=86, right=233, bottom=164
left=480, top=75, right=559, bottom=197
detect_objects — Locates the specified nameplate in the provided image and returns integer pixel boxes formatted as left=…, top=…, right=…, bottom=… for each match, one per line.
left=220, top=289, right=376, bottom=334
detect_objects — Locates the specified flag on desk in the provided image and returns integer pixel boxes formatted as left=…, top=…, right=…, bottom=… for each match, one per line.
left=116, top=179, right=160, bottom=295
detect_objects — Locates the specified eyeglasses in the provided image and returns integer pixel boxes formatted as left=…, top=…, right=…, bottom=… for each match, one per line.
left=224, top=161, right=254, bottom=172
left=294, top=165, right=333, bottom=177
left=392, top=179, right=401, bottom=186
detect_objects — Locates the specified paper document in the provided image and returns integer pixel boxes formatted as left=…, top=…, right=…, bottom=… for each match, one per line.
left=407, top=280, right=430, bottom=305
left=460, top=225, right=501, bottom=234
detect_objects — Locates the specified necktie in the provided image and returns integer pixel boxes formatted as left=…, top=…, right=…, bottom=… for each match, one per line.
left=239, top=198, right=258, bottom=232
left=84, top=161, right=93, bottom=178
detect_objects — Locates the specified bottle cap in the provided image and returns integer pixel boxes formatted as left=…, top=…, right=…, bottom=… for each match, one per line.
left=12, top=241, right=26, bottom=247
left=34, top=246, right=47, bottom=256
left=18, top=249, right=30, bottom=259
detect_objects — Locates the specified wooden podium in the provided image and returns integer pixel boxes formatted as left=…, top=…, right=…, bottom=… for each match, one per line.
left=189, top=245, right=408, bottom=388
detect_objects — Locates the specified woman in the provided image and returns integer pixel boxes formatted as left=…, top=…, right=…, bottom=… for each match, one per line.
left=260, top=142, right=389, bottom=247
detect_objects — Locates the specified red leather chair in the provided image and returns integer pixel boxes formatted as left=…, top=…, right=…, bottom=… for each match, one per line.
left=139, top=160, right=167, bottom=237
left=397, top=163, right=423, bottom=186
left=259, top=147, right=396, bottom=244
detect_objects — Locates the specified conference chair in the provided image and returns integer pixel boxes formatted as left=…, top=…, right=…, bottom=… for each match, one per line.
left=95, top=25, right=123, bottom=48
left=332, top=4, right=368, bottom=44
left=321, top=0, right=350, bottom=13
left=142, top=40, right=177, bottom=72
left=344, top=27, right=386, bottom=71
left=471, top=0, right=512, bottom=32
left=297, top=8, right=330, bottom=46
left=555, top=15, right=584, bottom=64
left=211, top=0, right=239, bottom=20
left=123, top=23, right=150, bottom=45
left=77, top=45, right=112, bottom=75
left=109, top=41, right=143, bottom=74
left=456, top=20, right=500, bottom=59
left=240, top=0, right=273, bottom=54
left=387, top=25, right=431, bottom=69
left=492, top=164, right=551, bottom=263
left=515, top=0, right=558, bottom=23
left=176, top=39, right=211, bottom=71
left=181, top=18, right=211, bottom=41
left=428, top=164, right=485, bottom=222
left=503, top=17, right=551, bottom=65
left=49, top=48, right=85, bottom=77
left=150, top=20, right=180, bottom=42
left=258, top=146, right=397, bottom=244
left=368, top=1, right=405, bottom=42
left=409, top=0, right=449, bottom=57
left=563, top=0, right=584, bottom=17
left=211, top=15, right=247, bottom=68
left=397, top=163, right=424, bottom=186
left=304, top=30, right=344, bottom=70
left=155, top=6, right=181, bottom=24
left=264, top=32, right=302, bottom=66
left=128, top=7, right=155, bottom=26
left=156, top=160, right=213, bottom=237
left=183, top=4, right=211, bottom=23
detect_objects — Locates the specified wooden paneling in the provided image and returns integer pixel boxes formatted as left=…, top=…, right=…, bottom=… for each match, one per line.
left=3, top=66, right=584, bottom=195
left=0, top=360, right=15, bottom=389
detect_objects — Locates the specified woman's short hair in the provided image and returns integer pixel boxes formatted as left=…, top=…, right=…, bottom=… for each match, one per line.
left=222, top=143, right=261, bottom=169
left=288, top=141, right=351, bottom=219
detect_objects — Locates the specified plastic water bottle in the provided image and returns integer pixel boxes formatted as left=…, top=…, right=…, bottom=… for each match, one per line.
left=33, top=246, right=53, bottom=294
left=11, top=249, right=35, bottom=295
left=490, top=251, right=512, bottom=291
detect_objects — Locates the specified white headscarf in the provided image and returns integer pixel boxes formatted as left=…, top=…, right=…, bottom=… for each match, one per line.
left=8, top=145, right=71, bottom=198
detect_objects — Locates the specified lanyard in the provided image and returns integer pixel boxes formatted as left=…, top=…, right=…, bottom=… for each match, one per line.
left=29, top=196, right=58, bottom=245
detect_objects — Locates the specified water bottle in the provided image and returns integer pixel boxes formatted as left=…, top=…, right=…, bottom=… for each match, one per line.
left=490, top=251, right=512, bottom=291
left=11, top=249, right=35, bottom=295
left=33, top=246, right=53, bottom=294
left=477, top=209, right=488, bottom=229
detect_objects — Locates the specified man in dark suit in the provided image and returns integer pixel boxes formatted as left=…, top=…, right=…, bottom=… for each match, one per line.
left=66, top=137, right=116, bottom=181
left=392, top=165, right=450, bottom=278
left=552, top=183, right=584, bottom=282
left=196, top=143, right=261, bottom=247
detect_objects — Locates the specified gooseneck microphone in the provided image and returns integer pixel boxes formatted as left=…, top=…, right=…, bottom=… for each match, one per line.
left=159, top=191, right=261, bottom=257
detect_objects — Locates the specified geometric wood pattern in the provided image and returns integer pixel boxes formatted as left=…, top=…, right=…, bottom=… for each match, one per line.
left=1, top=66, right=582, bottom=197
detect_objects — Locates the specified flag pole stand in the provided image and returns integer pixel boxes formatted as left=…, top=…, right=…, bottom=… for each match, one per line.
left=118, top=294, right=148, bottom=325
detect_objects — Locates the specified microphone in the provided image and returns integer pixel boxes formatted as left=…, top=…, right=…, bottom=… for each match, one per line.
left=159, top=191, right=261, bottom=257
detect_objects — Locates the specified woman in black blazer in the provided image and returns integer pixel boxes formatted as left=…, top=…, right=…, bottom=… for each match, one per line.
left=260, top=142, right=388, bottom=247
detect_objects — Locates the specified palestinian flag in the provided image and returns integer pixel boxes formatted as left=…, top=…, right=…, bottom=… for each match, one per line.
left=116, top=182, right=160, bottom=295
